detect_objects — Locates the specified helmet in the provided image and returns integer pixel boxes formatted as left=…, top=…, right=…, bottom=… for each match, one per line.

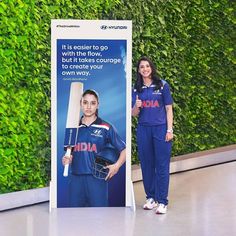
left=92, top=144, right=119, bottom=179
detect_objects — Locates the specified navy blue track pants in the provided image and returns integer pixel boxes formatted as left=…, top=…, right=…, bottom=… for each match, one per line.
left=137, top=124, right=172, bottom=205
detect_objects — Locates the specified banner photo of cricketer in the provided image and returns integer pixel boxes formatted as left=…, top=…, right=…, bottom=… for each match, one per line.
left=51, top=20, right=132, bottom=208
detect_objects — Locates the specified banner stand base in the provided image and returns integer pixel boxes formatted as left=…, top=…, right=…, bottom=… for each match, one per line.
left=130, top=180, right=136, bottom=212
left=49, top=181, right=52, bottom=212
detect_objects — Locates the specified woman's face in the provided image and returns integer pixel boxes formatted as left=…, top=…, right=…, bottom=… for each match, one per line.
left=81, top=94, right=99, bottom=118
left=138, top=60, right=152, bottom=79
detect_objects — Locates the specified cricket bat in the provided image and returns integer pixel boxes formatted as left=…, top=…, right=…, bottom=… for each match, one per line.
left=63, top=82, right=83, bottom=177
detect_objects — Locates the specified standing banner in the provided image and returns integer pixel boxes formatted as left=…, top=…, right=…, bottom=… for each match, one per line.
left=51, top=20, right=133, bottom=208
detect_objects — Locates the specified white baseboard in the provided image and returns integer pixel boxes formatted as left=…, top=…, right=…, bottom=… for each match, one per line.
left=0, top=187, right=49, bottom=211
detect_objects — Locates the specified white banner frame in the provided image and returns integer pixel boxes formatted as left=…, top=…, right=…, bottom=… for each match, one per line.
left=50, top=19, right=133, bottom=210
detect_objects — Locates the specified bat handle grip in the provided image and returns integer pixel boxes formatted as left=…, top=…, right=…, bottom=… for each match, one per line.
left=63, top=164, right=69, bottom=177
left=63, top=148, right=72, bottom=177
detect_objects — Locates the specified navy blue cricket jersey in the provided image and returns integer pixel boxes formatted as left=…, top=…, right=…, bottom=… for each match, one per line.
left=132, top=80, right=173, bottom=126
left=71, top=117, right=126, bottom=175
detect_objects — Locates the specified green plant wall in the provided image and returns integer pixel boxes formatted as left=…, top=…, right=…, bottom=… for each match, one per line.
left=0, top=0, right=235, bottom=193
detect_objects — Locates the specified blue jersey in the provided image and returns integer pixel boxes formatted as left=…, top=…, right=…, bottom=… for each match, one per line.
left=71, top=117, right=126, bottom=175
left=132, top=80, right=173, bottom=126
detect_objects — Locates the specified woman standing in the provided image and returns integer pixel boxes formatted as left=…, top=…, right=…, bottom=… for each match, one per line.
left=62, top=89, right=126, bottom=207
left=132, top=57, right=173, bottom=214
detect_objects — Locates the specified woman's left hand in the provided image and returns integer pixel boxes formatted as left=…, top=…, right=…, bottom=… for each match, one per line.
left=104, top=163, right=120, bottom=181
left=165, top=132, right=174, bottom=142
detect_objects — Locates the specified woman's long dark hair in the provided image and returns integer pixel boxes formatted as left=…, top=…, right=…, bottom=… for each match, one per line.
left=134, top=56, right=162, bottom=92
left=81, top=89, right=99, bottom=115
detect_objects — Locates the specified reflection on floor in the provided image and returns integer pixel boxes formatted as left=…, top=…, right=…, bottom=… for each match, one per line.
left=0, top=161, right=236, bottom=236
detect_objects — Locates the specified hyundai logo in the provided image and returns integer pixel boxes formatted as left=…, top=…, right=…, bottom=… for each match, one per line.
left=100, top=25, right=127, bottom=30
left=101, top=25, right=108, bottom=30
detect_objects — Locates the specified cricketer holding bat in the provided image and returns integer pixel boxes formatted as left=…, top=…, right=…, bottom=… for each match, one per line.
left=62, top=89, right=126, bottom=207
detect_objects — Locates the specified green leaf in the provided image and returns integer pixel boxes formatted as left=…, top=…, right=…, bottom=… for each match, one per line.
left=158, top=16, right=165, bottom=25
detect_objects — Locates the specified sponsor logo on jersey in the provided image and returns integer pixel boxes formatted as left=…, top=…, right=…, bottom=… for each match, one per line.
left=91, top=129, right=103, bottom=137
left=142, top=100, right=160, bottom=108
left=152, top=89, right=162, bottom=95
left=74, top=142, right=97, bottom=152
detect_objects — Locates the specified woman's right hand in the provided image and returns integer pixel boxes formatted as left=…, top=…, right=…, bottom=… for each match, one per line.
left=135, top=95, right=142, bottom=108
left=132, top=95, right=142, bottom=116
left=62, top=155, right=73, bottom=166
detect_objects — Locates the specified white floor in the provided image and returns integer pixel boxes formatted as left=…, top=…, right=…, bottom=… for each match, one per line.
left=1, top=161, right=236, bottom=236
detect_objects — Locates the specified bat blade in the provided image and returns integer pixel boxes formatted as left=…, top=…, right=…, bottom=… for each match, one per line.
left=63, top=82, right=83, bottom=177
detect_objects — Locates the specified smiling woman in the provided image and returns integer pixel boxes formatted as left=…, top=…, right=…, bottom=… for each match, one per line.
left=132, top=56, right=174, bottom=214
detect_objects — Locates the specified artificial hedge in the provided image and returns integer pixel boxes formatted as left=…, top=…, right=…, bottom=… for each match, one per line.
left=0, top=0, right=235, bottom=193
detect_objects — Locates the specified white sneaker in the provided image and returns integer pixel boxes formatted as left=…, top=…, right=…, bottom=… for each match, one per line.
left=143, top=198, right=158, bottom=210
left=156, top=203, right=167, bottom=214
